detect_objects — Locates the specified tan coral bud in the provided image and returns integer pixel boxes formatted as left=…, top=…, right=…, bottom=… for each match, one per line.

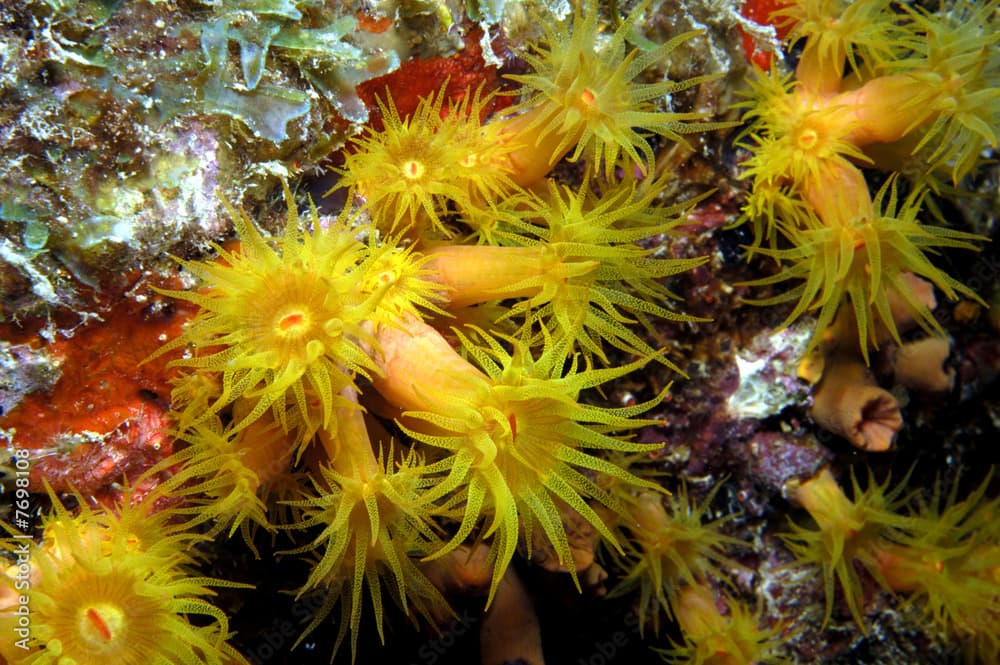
left=891, top=336, right=954, bottom=393
left=811, top=358, right=902, bottom=451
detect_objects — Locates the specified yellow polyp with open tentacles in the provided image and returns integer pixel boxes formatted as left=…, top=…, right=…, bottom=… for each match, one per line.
left=500, top=178, right=710, bottom=366
left=884, top=0, right=1000, bottom=184
left=397, top=327, right=668, bottom=605
left=874, top=472, right=1000, bottom=661
left=739, top=179, right=985, bottom=363
left=143, top=408, right=302, bottom=557
left=424, top=176, right=710, bottom=369
left=772, top=0, right=906, bottom=93
left=282, top=446, right=450, bottom=663
left=0, top=488, right=249, bottom=665
left=334, top=85, right=519, bottom=239
left=360, top=237, right=449, bottom=325
left=659, top=585, right=785, bottom=665
left=783, top=466, right=1000, bottom=655
left=604, top=481, right=744, bottom=637
left=737, top=71, right=871, bottom=201
left=500, top=0, right=732, bottom=181
left=150, top=183, right=379, bottom=439
left=783, top=468, right=913, bottom=629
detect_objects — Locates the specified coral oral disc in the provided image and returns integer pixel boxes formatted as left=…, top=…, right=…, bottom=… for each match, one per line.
left=80, top=603, right=125, bottom=648
left=797, top=127, right=819, bottom=149
left=275, top=308, right=312, bottom=339
left=278, top=311, right=306, bottom=331
left=402, top=159, right=425, bottom=179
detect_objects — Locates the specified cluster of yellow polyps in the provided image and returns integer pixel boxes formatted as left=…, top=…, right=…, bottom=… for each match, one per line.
left=128, top=1, right=735, bottom=662
left=738, top=0, right=995, bottom=362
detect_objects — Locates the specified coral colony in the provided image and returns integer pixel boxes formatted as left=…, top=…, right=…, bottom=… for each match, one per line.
left=1, top=1, right=998, bottom=664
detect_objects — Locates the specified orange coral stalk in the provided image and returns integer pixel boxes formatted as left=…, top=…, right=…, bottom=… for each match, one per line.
left=423, top=245, right=574, bottom=308
left=834, top=74, right=939, bottom=146
left=494, top=107, right=582, bottom=187
left=674, top=584, right=723, bottom=640
left=317, top=385, right=380, bottom=481
left=885, top=273, right=937, bottom=332
left=229, top=399, right=298, bottom=483
left=790, top=468, right=861, bottom=533
left=421, top=543, right=494, bottom=598
left=372, top=314, right=489, bottom=415
left=800, top=159, right=873, bottom=229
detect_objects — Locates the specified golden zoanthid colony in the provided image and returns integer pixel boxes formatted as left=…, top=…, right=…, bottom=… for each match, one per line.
left=1, top=1, right=998, bottom=664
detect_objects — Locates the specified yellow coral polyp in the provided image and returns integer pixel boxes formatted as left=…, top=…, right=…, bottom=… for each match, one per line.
left=336, top=85, right=517, bottom=238
left=0, top=490, right=247, bottom=665
left=425, top=177, right=709, bottom=367
left=873, top=472, right=1000, bottom=658
left=285, top=447, right=448, bottom=662
left=499, top=0, right=731, bottom=182
left=359, top=239, right=447, bottom=324
left=773, top=0, right=904, bottom=93
left=144, top=410, right=300, bottom=556
left=380, top=324, right=667, bottom=605
left=784, top=467, right=914, bottom=628
left=151, top=183, right=383, bottom=437
left=38, top=566, right=169, bottom=663
left=662, top=585, right=783, bottom=665
left=739, top=73, right=870, bottom=196
left=607, top=482, right=743, bottom=636
left=745, top=179, right=983, bottom=360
